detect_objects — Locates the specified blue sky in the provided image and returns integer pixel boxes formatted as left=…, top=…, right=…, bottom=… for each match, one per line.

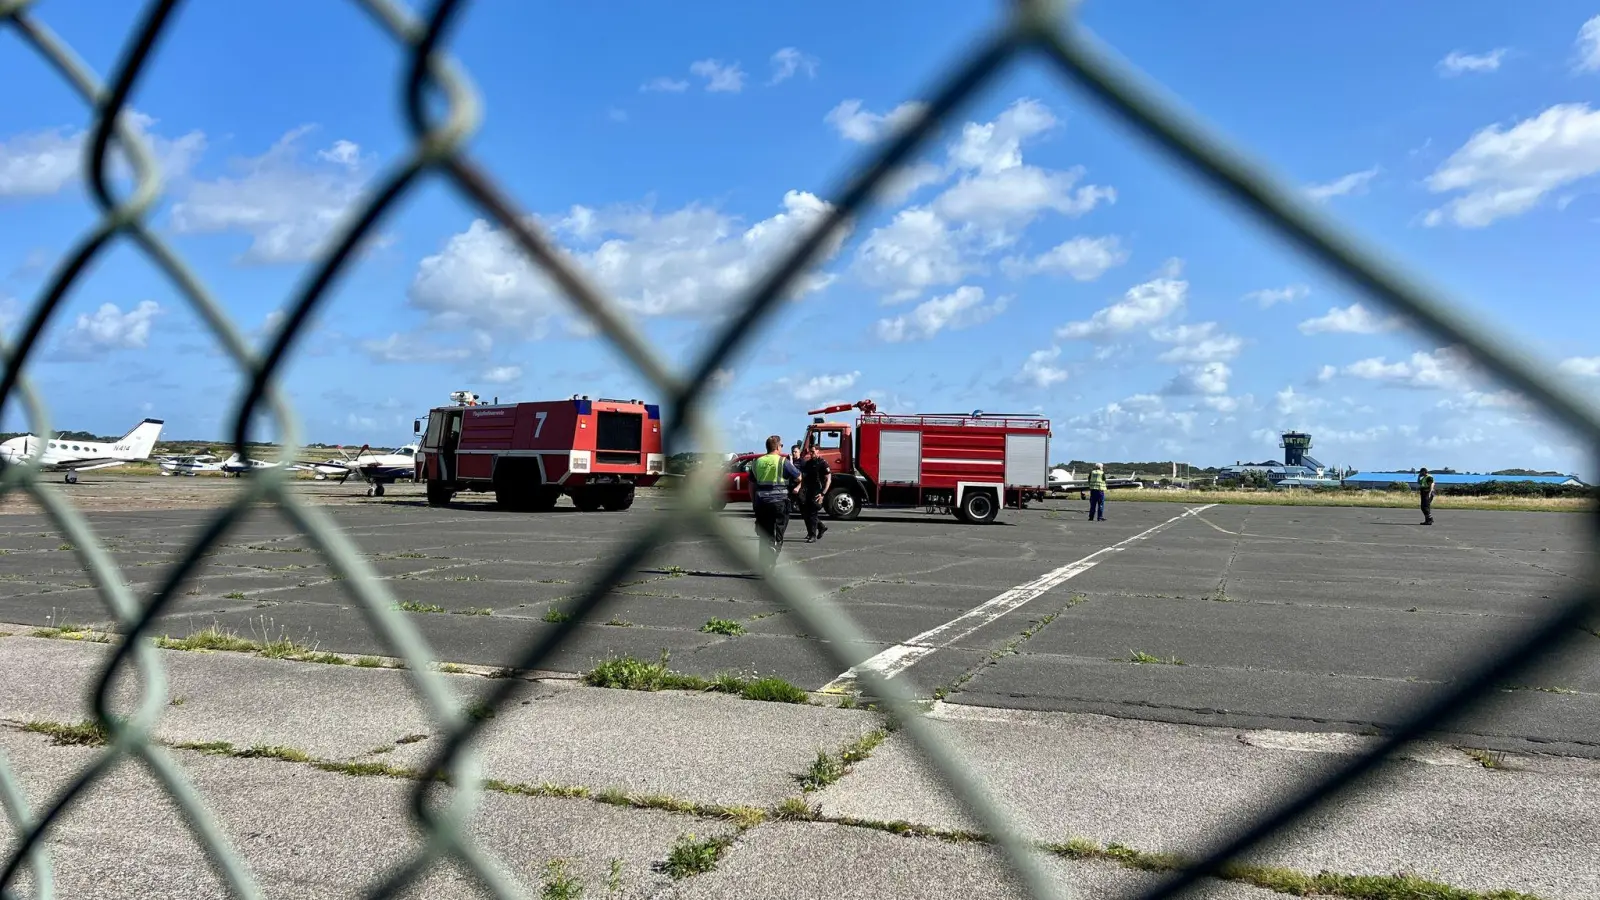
left=2, top=1, right=1598, bottom=474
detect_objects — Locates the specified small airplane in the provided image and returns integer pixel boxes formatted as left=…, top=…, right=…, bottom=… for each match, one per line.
left=0, top=418, right=165, bottom=483
left=158, top=453, right=223, bottom=476
left=219, top=453, right=284, bottom=477
left=1047, top=466, right=1142, bottom=493
left=310, top=443, right=419, bottom=496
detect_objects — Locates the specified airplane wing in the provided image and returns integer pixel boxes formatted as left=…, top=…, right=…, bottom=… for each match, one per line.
left=51, top=458, right=131, bottom=472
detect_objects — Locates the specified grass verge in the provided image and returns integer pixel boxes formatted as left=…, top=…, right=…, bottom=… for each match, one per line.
left=1106, top=488, right=1591, bottom=513
left=24, top=720, right=109, bottom=746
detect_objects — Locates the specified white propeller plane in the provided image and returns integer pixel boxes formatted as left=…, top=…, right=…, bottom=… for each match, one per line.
left=309, top=443, right=419, bottom=496
left=0, top=419, right=165, bottom=484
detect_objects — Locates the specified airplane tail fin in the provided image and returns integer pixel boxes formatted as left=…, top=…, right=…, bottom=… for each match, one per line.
left=117, top=418, right=164, bottom=459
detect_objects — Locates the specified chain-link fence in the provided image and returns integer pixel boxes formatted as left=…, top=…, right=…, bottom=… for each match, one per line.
left=1, top=0, right=1597, bottom=897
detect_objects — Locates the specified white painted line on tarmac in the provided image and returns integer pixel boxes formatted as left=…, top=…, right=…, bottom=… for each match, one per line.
left=819, top=504, right=1218, bottom=694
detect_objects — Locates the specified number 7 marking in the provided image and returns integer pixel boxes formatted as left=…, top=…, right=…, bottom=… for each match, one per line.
left=534, top=411, right=547, bottom=438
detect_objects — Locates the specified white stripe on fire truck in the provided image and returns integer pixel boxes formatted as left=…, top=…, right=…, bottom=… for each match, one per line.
left=818, top=503, right=1218, bottom=694
left=920, top=457, right=1003, bottom=465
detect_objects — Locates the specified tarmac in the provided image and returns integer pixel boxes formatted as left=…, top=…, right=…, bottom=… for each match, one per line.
left=0, top=477, right=1596, bottom=898
left=0, top=478, right=1594, bottom=755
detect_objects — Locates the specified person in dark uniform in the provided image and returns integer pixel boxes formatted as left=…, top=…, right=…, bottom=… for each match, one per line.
left=1418, top=467, right=1436, bottom=525
left=752, top=435, right=802, bottom=571
left=799, top=445, right=832, bottom=542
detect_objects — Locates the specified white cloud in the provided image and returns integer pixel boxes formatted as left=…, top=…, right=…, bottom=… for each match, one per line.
left=1315, top=364, right=1338, bottom=383
left=1577, top=16, right=1600, bottom=72
left=1276, top=386, right=1324, bottom=417
left=1436, top=389, right=1526, bottom=411
left=1297, top=302, right=1402, bottom=335
left=58, top=301, right=160, bottom=356
left=1163, top=361, right=1230, bottom=396
left=1559, top=356, right=1600, bottom=378
left=1001, top=235, right=1127, bottom=281
left=1341, top=347, right=1472, bottom=390
left=874, top=286, right=1007, bottom=343
left=1057, top=262, right=1186, bottom=340
left=640, top=77, right=689, bottom=93
left=1019, top=345, right=1068, bottom=388
left=852, top=207, right=972, bottom=302
left=0, top=111, right=204, bottom=198
left=1306, top=166, right=1380, bottom=202
left=1245, top=284, right=1308, bottom=308
left=768, top=48, right=818, bottom=84
left=1423, top=103, right=1600, bottom=227
left=1202, top=395, right=1241, bottom=414
left=168, top=126, right=372, bottom=264
left=361, top=331, right=490, bottom=364
left=825, top=99, right=928, bottom=143
left=1437, top=49, right=1507, bottom=76
left=1067, top=394, right=1197, bottom=439
left=710, top=368, right=736, bottom=388
left=409, top=190, right=843, bottom=334
left=1151, top=322, right=1243, bottom=363
left=480, top=365, right=522, bottom=384
left=690, top=59, right=745, bottom=93
left=789, top=371, right=860, bottom=403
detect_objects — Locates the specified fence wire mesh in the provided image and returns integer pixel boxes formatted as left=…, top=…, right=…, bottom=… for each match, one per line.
left=1, top=0, right=1597, bottom=898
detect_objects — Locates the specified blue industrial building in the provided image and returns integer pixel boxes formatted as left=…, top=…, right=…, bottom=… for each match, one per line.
left=1217, top=431, right=1587, bottom=489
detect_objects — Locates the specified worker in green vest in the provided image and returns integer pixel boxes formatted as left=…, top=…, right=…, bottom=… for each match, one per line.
left=752, top=434, right=802, bottom=572
left=1088, top=464, right=1107, bottom=521
left=1418, top=467, right=1436, bottom=525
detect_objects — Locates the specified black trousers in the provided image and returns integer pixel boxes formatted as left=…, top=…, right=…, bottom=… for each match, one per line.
left=1421, top=491, right=1434, bottom=523
left=800, top=493, right=827, bottom=538
left=754, top=498, right=790, bottom=562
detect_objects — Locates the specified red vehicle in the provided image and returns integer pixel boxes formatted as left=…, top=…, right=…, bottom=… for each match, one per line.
left=801, top=400, right=1051, bottom=524
left=415, top=393, right=664, bottom=511
left=712, top=452, right=762, bottom=510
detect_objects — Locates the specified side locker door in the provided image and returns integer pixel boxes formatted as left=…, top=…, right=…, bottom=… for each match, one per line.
left=441, top=411, right=463, bottom=481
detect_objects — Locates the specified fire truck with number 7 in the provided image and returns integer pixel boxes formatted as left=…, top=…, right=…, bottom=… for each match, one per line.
left=415, top=392, right=665, bottom=511
left=794, top=399, right=1051, bottom=524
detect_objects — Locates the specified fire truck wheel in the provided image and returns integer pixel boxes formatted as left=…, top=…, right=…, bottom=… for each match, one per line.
left=572, top=489, right=603, bottom=512
left=958, top=489, right=998, bottom=524
left=530, top=488, right=560, bottom=511
left=426, top=481, right=453, bottom=507
left=824, top=488, right=860, bottom=520
left=601, top=486, right=635, bottom=511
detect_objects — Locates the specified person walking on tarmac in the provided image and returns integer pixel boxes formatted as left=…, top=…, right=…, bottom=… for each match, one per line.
left=1418, top=467, right=1436, bottom=525
left=753, top=435, right=802, bottom=571
left=1087, top=464, right=1108, bottom=522
left=799, top=445, right=832, bottom=543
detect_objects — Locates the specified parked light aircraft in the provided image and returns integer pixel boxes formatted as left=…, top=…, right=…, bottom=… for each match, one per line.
left=0, top=419, right=165, bottom=483
left=310, top=443, right=419, bottom=496
left=1047, top=466, right=1142, bottom=492
left=219, top=453, right=284, bottom=476
left=158, top=453, right=223, bottom=476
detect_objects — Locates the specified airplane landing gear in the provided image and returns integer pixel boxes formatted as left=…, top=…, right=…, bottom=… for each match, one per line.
left=367, top=483, right=385, bottom=498
left=64, top=471, right=78, bottom=485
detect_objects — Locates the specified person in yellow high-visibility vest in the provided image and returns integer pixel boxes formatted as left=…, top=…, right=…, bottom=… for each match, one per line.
left=752, top=435, right=802, bottom=571
left=1087, top=464, right=1107, bottom=522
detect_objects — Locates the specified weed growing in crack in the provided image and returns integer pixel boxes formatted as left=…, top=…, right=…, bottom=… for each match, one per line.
left=237, top=745, right=311, bottom=763
left=1463, top=748, right=1508, bottom=769
left=453, top=607, right=493, bottom=616
left=223, top=591, right=248, bottom=600
left=543, top=607, right=574, bottom=624
left=394, top=552, right=427, bottom=559
left=540, top=859, right=583, bottom=900
left=773, top=796, right=816, bottom=820
left=354, top=656, right=384, bottom=668
left=741, top=677, right=807, bottom=704
left=604, top=617, right=634, bottom=627
left=30, top=624, right=113, bottom=643
left=605, top=858, right=624, bottom=898
left=662, top=565, right=687, bottom=577
left=437, top=663, right=465, bottom=674
left=24, top=720, right=109, bottom=746
left=397, top=733, right=427, bottom=744
left=394, top=601, right=446, bottom=614
left=466, top=701, right=497, bottom=722
left=1126, top=650, right=1184, bottom=665
left=699, top=618, right=745, bottom=636
left=798, top=729, right=887, bottom=791
left=661, top=833, right=730, bottom=880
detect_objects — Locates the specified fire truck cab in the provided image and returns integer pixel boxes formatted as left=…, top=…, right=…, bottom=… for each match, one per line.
left=415, top=392, right=665, bottom=512
left=801, top=400, right=1051, bottom=524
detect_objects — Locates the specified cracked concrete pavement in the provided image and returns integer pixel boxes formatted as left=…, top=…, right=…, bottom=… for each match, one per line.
left=0, top=636, right=1593, bottom=899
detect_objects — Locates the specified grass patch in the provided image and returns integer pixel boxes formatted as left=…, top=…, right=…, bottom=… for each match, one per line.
left=453, top=607, right=493, bottom=616
left=583, top=652, right=702, bottom=691
left=30, top=624, right=114, bottom=643
left=223, top=591, right=248, bottom=600
left=173, top=740, right=235, bottom=755
left=798, top=728, right=888, bottom=791
left=662, top=565, right=687, bottom=577
left=485, top=778, right=591, bottom=800
left=535, top=577, right=571, bottom=585
left=1126, top=649, right=1184, bottom=666
left=660, top=833, right=732, bottom=880
left=437, top=662, right=465, bottom=674
left=394, top=552, right=427, bottom=559
left=542, top=607, right=574, bottom=624
left=312, top=759, right=420, bottom=779
left=1115, top=487, right=1592, bottom=514
left=394, top=601, right=446, bottom=614
left=24, top=720, right=109, bottom=746
left=699, top=618, right=745, bottom=636
left=604, top=617, right=634, bottom=627
left=157, top=626, right=259, bottom=653
left=740, top=676, right=807, bottom=704
left=354, top=655, right=384, bottom=668
left=772, top=796, right=816, bottom=820
left=397, top=733, right=427, bottom=744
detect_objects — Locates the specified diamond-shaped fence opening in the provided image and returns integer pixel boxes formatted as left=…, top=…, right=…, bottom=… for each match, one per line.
left=2, top=0, right=1597, bottom=898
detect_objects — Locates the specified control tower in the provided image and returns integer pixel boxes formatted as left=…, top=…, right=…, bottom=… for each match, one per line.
left=1281, top=432, right=1314, bottom=468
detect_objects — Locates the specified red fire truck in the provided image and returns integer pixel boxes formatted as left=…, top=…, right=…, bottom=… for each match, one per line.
left=414, top=393, right=665, bottom=511
left=799, top=399, right=1051, bottom=524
